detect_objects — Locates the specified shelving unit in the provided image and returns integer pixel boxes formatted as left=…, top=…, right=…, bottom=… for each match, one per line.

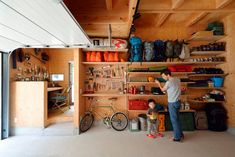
left=79, top=33, right=228, bottom=120
left=185, top=32, right=228, bottom=109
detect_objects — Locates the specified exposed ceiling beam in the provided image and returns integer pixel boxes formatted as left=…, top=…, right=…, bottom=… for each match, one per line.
left=216, top=0, right=233, bottom=9
left=105, top=0, right=112, bottom=10
left=157, top=13, right=171, bottom=26
left=187, top=12, right=209, bottom=26
left=186, top=0, right=233, bottom=26
left=139, top=9, right=235, bottom=13
left=172, top=0, right=185, bottom=9
left=77, top=15, right=128, bottom=24
left=81, top=24, right=129, bottom=38
left=127, top=0, right=138, bottom=33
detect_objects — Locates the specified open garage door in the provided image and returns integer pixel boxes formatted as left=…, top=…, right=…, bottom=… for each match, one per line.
left=0, top=0, right=91, bottom=53
left=0, top=0, right=91, bottom=139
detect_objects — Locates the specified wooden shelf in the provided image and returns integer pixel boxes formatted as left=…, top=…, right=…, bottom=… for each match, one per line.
left=159, top=110, right=196, bottom=113
left=187, top=87, right=224, bottom=90
left=188, top=73, right=228, bottom=77
left=82, top=93, right=126, bottom=97
left=127, top=94, right=188, bottom=98
left=128, top=110, right=147, bottom=112
left=82, top=62, right=127, bottom=65
left=188, top=100, right=225, bottom=103
left=191, top=51, right=226, bottom=56
left=127, top=72, right=195, bottom=75
left=127, top=62, right=225, bottom=65
left=128, top=109, right=196, bottom=113
left=82, top=61, right=225, bottom=65
left=127, top=82, right=195, bottom=85
left=188, top=35, right=226, bottom=42
left=126, top=94, right=166, bottom=97
left=82, top=48, right=128, bottom=52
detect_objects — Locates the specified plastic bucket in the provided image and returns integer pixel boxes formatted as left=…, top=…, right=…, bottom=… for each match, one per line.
left=211, top=77, right=224, bottom=87
left=138, top=114, right=147, bottom=131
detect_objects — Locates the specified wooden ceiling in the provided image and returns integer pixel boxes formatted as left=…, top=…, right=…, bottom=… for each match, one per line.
left=137, top=0, right=235, bottom=27
left=64, top=0, right=137, bottom=38
left=64, top=0, right=235, bottom=38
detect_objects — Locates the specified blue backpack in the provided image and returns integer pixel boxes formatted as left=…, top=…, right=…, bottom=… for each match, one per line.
left=129, top=37, right=143, bottom=62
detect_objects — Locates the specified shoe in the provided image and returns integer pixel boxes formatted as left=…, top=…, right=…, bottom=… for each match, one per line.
left=156, top=133, right=164, bottom=137
left=147, top=134, right=156, bottom=139
left=172, top=138, right=182, bottom=142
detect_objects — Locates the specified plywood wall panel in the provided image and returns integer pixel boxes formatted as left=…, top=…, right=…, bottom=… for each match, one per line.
left=10, top=82, right=47, bottom=128
left=47, top=48, right=74, bottom=89
left=220, top=13, right=235, bottom=127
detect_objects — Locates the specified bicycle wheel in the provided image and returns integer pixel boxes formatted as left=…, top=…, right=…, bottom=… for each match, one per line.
left=79, top=112, right=94, bottom=133
left=110, top=112, right=128, bottom=131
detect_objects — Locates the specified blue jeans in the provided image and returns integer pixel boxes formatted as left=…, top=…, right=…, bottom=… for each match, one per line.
left=168, top=101, right=183, bottom=140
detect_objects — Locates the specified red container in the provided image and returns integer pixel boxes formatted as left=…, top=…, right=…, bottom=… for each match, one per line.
left=168, top=65, right=193, bottom=72
left=129, top=100, right=149, bottom=110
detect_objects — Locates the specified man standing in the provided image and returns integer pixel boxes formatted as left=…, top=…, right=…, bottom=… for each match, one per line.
left=155, top=69, right=184, bottom=142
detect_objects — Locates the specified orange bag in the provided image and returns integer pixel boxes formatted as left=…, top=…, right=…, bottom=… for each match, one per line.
left=103, top=51, right=109, bottom=62
left=108, top=52, right=115, bottom=62
left=96, top=51, right=102, bottom=62
left=90, top=51, right=96, bottom=62
left=158, top=114, right=165, bottom=132
left=86, top=51, right=91, bottom=62
left=114, top=52, right=119, bottom=62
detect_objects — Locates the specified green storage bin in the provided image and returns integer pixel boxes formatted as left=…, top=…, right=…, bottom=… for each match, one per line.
left=148, top=66, right=167, bottom=72
left=164, top=112, right=195, bottom=131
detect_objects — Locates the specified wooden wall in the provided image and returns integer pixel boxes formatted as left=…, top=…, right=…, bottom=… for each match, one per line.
left=46, top=49, right=74, bottom=89
left=10, top=82, right=47, bottom=128
left=221, top=13, right=235, bottom=127
left=10, top=48, right=48, bottom=82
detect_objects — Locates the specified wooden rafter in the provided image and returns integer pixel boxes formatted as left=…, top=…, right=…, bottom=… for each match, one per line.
left=157, top=13, right=171, bottom=26
left=105, top=0, right=112, bottom=10
left=128, top=0, right=138, bottom=33
left=186, top=0, right=233, bottom=26
left=187, top=12, right=209, bottom=26
left=139, top=9, right=235, bottom=13
left=172, top=0, right=185, bottom=9
left=216, top=0, right=233, bottom=9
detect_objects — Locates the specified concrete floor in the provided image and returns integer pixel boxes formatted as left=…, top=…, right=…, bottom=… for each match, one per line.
left=1, top=125, right=235, bottom=157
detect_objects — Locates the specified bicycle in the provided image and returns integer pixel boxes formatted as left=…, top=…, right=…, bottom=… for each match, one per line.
left=79, top=97, right=129, bottom=133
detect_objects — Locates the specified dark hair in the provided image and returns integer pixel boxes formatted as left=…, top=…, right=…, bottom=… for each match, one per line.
left=161, top=69, right=172, bottom=76
left=148, top=99, right=156, bottom=104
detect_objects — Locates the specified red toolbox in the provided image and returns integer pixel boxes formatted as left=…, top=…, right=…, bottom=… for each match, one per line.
left=129, top=100, right=148, bottom=110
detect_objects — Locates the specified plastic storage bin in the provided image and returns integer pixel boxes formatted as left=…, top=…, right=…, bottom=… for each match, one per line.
left=211, top=77, right=224, bottom=87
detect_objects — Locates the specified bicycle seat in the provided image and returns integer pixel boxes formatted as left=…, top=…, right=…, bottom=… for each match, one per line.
left=108, top=97, right=118, bottom=101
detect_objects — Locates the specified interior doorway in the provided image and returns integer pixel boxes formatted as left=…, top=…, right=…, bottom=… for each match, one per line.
left=69, top=61, right=74, bottom=105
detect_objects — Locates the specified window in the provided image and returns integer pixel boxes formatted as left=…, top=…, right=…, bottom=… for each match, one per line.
left=51, top=74, right=64, bottom=82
